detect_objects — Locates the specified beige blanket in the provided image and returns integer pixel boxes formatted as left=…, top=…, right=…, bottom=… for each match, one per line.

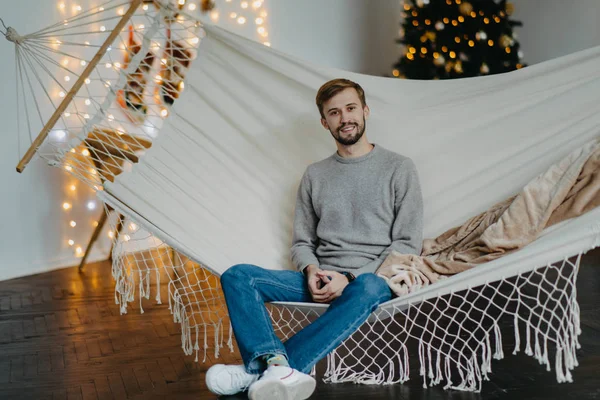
left=377, top=139, right=600, bottom=296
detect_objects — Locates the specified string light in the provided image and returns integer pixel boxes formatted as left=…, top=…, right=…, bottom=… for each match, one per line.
left=63, top=202, right=72, bottom=210
left=68, top=239, right=74, bottom=246
left=80, top=60, right=86, bottom=66
left=75, top=247, right=83, bottom=257
left=59, top=91, right=66, bottom=98
left=87, top=201, right=96, bottom=210
left=123, top=235, right=131, bottom=242
left=129, top=223, right=137, bottom=231
left=64, top=165, right=72, bottom=172
left=85, top=78, right=91, bottom=84
left=82, top=149, right=90, bottom=156
left=108, top=231, right=114, bottom=238
left=70, top=221, right=77, bottom=227
left=84, top=99, right=91, bottom=106
left=237, top=16, right=246, bottom=24
left=241, top=1, right=249, bottom=9
left=142, top=4, right=149, bottom=10
left=188, top=3, right=197, bottom=11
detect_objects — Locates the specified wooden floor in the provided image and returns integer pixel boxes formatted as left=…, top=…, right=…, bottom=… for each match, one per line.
left=0, top=248, right=599, bottom=400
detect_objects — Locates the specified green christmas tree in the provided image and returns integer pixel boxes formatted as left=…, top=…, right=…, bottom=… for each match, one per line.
left=393, top=0, right=526, bottom=79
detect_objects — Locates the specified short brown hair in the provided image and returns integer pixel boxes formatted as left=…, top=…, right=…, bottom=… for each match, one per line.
left=315, top=78, right=367, bottom=118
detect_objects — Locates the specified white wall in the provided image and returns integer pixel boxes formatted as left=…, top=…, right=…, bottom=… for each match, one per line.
left=1, top=0, right=599, bottom=281
left=512, top=0, right=600, bottom=65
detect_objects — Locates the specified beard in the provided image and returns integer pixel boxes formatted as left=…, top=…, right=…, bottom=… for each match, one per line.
left=330, top=117, right=366, bottom=146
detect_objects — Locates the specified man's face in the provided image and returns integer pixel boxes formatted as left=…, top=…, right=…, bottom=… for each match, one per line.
left=321, top=88, right=369, bottom=146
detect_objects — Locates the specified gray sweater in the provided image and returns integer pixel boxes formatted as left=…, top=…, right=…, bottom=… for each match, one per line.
left=291, top=144, right=424, bottom=275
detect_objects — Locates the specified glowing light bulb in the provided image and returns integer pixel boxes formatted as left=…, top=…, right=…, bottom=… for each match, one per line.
left=70, top=185, right=76, bottom=191
left=84, top=99, right=91, bottom=106
left=255, top=17, right=264, bottom=25
left=142, top=4, right=149, bottom=10
left=263, top=42, right=271, bottom=47
left=68, top=239, right=74, bottom=246
left=80, top=60, right=86, bottom=66
left=58, top=3, right=65, bottom=9
left=74, top=5, right=82, bottom=11
left=117, top=8, right=124, bottom=16
left=190, top=37, right=200, bottom=44
left=123, top=235, right=131, bottom=242
left=63, top=202, right=72, bottom=210
left=210, top=11, right=219, bottom=21
left=105, top=62, right=112, bottom=68
left=188, top=3, right=196, bottom=10
left=59, top=91, right=66, bottom=98
left=100, top=26, right=106, bottom=32
left=138, top=24, right=145, bottom=30
left=129, top=223, right=137, bottom=231
left=252, top=0, right=262, bottom=8
left=84, top=114, right=90, bottom=119
left=70, top=221, right=77, bottom=227
left=89, top=168, right=96, bottom=175
left=160, top=108, right=169, bottom=117
left=64, top=112, right=71, bottom=117
left=93, top=221, right=99, bottom=227
left=114, top=62, right=121, bottom=69
left=108, top=231, right=114, bottom=238
left=65, top=165, right=72, bottom=171
left=62, top=59, right=69, bottom=66
left=241, top=1, right=248, bottom=8
left=237, top=17, right=246, bottom=24
left=82, top=149, right=90, bottom=156
left=230, top=12, right=237, bottom=18
left=257, top=27, right=265, bottom=35
left=55, top=130, right=66, bottom=139
left=85, top=78, right=91, bottom=84
left=75, top=247, right=83, bottom=256
left=87, top=201, right=96, bottom=210
left=259, top=10, right=267, bottom=17
left=108, top=114, right=114, bottom=121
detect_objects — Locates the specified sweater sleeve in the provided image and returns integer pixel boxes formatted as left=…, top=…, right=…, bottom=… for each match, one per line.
left=377, top=158, right=424, bottom=264
left=290, top=169, right=320, bottom=272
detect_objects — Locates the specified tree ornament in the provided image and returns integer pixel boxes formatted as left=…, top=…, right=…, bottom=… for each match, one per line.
left=476, top=30, right=488, bottom=40
left=434, top=55, right=445, bottom=66
left=435, top=21, right=445, bottom=30
left=500, top=34, right=512, bottom=48
left=505, top=2, right=515, bottom=15
left=459, top=2, right=473, bottom=16
left=480, top=63, right=489, bottom=74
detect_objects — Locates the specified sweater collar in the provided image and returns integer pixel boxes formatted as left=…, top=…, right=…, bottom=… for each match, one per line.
left=333, top=144, right=379, bottom=164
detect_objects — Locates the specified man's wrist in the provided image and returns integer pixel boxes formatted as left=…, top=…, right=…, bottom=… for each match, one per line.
left=341, top=271, right=356, bottom=283
left=303, top=264, right=318, bottom=277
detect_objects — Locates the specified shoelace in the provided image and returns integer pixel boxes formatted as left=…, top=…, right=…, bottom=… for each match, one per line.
left=227, top=369, right=256, bottom=391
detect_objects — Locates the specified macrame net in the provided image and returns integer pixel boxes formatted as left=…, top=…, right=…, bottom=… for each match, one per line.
left=6, top=0, right=595, bottom=392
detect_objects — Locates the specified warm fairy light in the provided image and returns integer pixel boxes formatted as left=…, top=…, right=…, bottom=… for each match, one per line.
left=488, top=39, right=494, bottom=46
left=84, top=41, right=90, bottom=46
left=70, top=221, right=77, bottom=227
left=70, top=149, right=76, bottom=153
left=65, top=165, right=73, bottom=171
left=98, top=7, right=104, bottom=11
left=160, top=108, right=169, bottom=117
left=505, top=47, right=511, bottom=53
left=263, top=42, right=271, bottom=47
left=155, top=74, right=162, bottom=83
left=100, top=26, right=106, bottom=32
left=58, top=3, right=65, bottom=9
left=409, top=47, right=416, bottom=54
left=73, top=4, right=82, bottom=12
left=93, top=221, right=99, bottom=227
left=484, top=18, right=490, bottom=24
left=406, top=53, right=414, bottom=60
left=188, top=3, right=197, bottom=10
left=179, top=81, right=185, bottom=90
left=178, top=0, right=185, bottom=4
left=257, top=27, right=266, bottom=35
left=59, top=91, right=66, bottom=98
left=210, top=11, right=219, bottom=21
left=80, top=60, right=86, bottom=66
left=75, top=247, right=83, bottom=256
left=64, top=112, right=71, bottom=117
left=84, top=99, right=91, bottom=106
left=70, top=184, right=76, bottom=191
left=252, top=0, right=262, bottom=8
left=63, top=202, right=72, bottom=210
left=108, top=231, right=114, bottom=238
left=237, top=17, right=246, bottom=24
left=449, top=51, right=456, bottom=58
left=241, top=1, right=249, bottom=9
left=117, top=8, right=125, bottom=16
left=468, top=40, right=475, bottom=47
left=142, top=4, right=149, bottom=10
left=230, top=12, right=237, bottom=18
left=82, top=149, right=90, bottom=156
left=62, top=59, right=69, bottom=66
left=105, top=62, right=112, bottom=68
left=87, top=201, right=96, bottom=210
left=114, top=62, right=121, bottom=69
left=108, top=114, right=114, bottom=121
left=68, top=239, right=74, bottom=246
left=117, top=129, right=125, bottom=135
left=458, top=16, right=465, bottom=22
left=129, top=223, right=137, bottom=231
left=190, top=37, right=200, bottom=44
left=161, top=58, right=167, bottom=65
left=421, top=47, right=427, bottom=54
left=89, top=168, right=97, bottom=174
left=260, top=10, right=267, bottom=17
left=85, top=78, right=91, bottom=84
left=123, top=235, right=131, bottom=242
left=55, top=130, right=67, bottom=139
left=392, top=69, right=400, bottom=77
left=255, top=17, right=264, bottom=25
left=84, top=114, right=90, bottom=119
left=138, top=24, right=145, bottom=30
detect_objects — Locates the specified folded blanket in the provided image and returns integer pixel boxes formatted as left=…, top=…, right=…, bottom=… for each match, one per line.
left=377, top=138, right=600, bottom=296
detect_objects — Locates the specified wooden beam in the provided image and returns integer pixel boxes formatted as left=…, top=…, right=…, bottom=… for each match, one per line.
left=16, top=0, right=144, bottom=173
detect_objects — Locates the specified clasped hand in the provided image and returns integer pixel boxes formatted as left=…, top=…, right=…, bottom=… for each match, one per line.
left=306, top=267, right=348, bottom=303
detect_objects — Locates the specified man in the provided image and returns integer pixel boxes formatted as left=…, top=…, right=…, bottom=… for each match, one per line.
left=206, top=79, right=423, bottom=400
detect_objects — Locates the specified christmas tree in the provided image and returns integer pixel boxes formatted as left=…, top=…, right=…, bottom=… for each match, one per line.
left=393, top=0, right=526, bottom=79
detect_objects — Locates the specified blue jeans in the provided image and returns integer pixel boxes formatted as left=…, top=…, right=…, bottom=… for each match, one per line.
left=220, top=264, right=392, bottom=374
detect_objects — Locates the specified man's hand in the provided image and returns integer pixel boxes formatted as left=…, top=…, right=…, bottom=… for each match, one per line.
left=305, top=266, right=351, bottom=303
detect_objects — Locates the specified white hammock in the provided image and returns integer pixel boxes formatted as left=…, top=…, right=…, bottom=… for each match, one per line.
left=6, top=2, right=600, bottom=392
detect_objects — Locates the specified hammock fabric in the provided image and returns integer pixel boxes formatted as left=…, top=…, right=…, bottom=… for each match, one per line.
left=96, top=24, right=600, bottom=390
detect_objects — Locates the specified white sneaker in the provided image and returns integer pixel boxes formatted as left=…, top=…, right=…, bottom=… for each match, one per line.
left=205, top=364, right=260, bottom=395
left=248, top=365, right=316, bottom=400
